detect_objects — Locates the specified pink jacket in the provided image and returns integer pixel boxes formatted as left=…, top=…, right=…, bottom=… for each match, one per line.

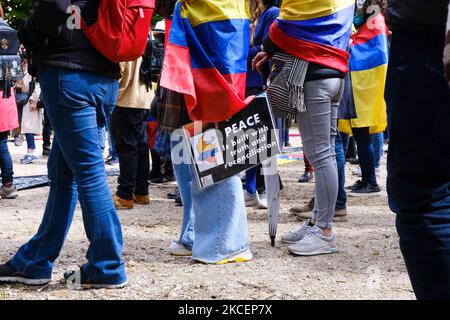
left=0, top=89, right=19, bottom=133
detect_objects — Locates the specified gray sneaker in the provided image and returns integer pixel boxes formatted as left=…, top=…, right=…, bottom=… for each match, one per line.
left=281, top=220, right=312, bottom=244
left=0, top=185, right=18, bottom=199
left=287, top=226, right=338, bottom=256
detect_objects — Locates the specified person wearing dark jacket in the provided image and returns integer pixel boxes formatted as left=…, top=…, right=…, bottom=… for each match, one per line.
left=385, top=0, right=450, bottom=300
left=0, top=0, right=127, bottom=289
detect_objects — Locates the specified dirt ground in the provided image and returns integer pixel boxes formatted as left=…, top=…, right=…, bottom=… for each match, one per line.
left=0, top=135, right=415, bottom=300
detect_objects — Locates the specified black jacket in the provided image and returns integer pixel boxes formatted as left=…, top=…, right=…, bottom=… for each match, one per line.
left=386, top=0, right=449, bottom=29
left=19, top=0, right=120, bottom=78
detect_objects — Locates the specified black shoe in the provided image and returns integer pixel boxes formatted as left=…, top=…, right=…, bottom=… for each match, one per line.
left=105, top=157, right=119, bottom=166
left=150, top=175, right=177, bottom=186
left=0, top=261, right=51, bottom=286
left=149, top=171, right=163, bottom=180
left=64, top=268, right=128, bottom=290
left=348, top=183, right=381, bottom=197
left=346, top=180, right=365, bottom=191
left=175, top=196, right=183, bottom=206
left=42, top=146, right=51, bottom=157
left=167, top=188, right=179, bottom=200
left=346, top=157, right=359, bottom=165
left=298, top=171, right=314, bottom=183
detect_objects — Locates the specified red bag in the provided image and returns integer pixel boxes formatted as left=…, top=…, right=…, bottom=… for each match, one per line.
left=80, top=0, right=156, bottom=63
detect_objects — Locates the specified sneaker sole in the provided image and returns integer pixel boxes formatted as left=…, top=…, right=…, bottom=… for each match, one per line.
left=0, top=277, right=51, bottom=286
left=1, top=194, right=19, bottom=199
left=66, top=280, right=128, bottom=290
left=281, top=239, right=303, bottom=245
left=150, top=182, right=177, bottom=187
left=348, top=192, right=382, bottom=197
left=170, top=252, right=192, bottom=257
left=289, top=246, right=339, bottom=256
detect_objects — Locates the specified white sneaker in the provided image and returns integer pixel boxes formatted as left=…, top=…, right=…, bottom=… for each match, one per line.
left=258, top=192, right=268, bottom=209
left=375, top=166, right=382, bottom=177
left=287, top=226, right=338, bottom=256
left=281, top=220, right=312, bottom=244
left=168, top=240, right=192, bottom=256
left=215, top=249, right=253, bottom=265
left=352, top=166, right=362, bottom=177
left=244, top=190, right=267, bottom=209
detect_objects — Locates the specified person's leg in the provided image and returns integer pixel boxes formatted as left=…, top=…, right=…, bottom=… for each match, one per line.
left=304, top=156, right=314, bottom=173
left=244, top=167, right=257, bottom=195
left=352, top=127, right=378, bottom=187
left=341, top=132, right=350, bottom=157
left=255, top=165, right=266, bottom=195
left=284, top=119, right=291, bottom=147
left=297, top=78, right=341, bottom=231
left=386, top=28, right=450, bottom=299
left=372, top=132, right=384, bottom=169
left=150, top=149, right=162, bottom=178
left=190, top=173, right=250, bottom=263
left=170, top=132, right=195, bottom=250
left=42, top=109, right=52, bottom=149
left=107, top=118, right=118, bottom=161
left=134, top=110, right=150, bottom=198
left=396, top=212, right=450, bottom=300
left=111, top=107, right=139, bottom=201
left=14, top=67, right=126, bottom=284
left=335, top=131, right=347, bottom=210
left=0, top=131, right=14, bottom=185
left=10, top=138, right=78, bottom=279
left=25, top=133, right=36, bottom=154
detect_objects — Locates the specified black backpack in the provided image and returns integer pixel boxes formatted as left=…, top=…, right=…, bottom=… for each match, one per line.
left=0, top=18, right=23, bottom=98
left=140, top=37, right=165, bottom=91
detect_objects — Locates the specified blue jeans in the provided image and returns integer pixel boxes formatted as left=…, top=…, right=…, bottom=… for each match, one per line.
left=372, top=132, right=384, bottom=169
left=0, top=131, right=14, bottom=185
left=244, top=167, right=258, bottom=195
left=352, top=127, right=378, bottom=187
left=171, top=132, right=250, bottom=263
left=386, top=28, right=450, bottom=299
left=335, top=131, right=349, bottom=210
left=11, top=67, right=126, bottom=284
left=25, top=133, right=35, bottom=150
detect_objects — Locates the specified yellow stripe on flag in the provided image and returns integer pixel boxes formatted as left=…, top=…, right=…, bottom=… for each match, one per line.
left=339, top=64, right=388, bottom=135
left=180, top=0, right=249, bottom=27
left=279, top=0, right=355, bottom=21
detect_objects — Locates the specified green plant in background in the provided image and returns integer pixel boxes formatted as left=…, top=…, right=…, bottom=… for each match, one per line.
left=2, top=0, right=33, bottom=30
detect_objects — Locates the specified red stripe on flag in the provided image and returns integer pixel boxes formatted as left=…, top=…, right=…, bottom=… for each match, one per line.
left=187, top=69, right=252, bottom=123
left=351, top=14, right=389, bottom=46
left=269, top=23, right=350, bottom=74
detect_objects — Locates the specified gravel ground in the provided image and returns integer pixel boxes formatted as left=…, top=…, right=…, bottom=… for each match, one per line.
left=0, top=137, right=415, bottom=300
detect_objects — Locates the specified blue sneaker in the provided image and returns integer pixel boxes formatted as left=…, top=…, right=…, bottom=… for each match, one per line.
left=20, top=154, right=39, bottom=164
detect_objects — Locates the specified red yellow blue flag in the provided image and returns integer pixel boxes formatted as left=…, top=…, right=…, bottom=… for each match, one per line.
left=160, top=0, right=252, bottom=123
left=269, top=0, right=355, bottom=73
left=339, top=13, right=390, bottom=134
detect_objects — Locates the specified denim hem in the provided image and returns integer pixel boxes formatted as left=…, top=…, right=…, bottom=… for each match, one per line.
left=314, top=208, right=334, bottom=229
left=9, top=258, right=52, bottom=279
left=192, top=245, right=250, bottom=265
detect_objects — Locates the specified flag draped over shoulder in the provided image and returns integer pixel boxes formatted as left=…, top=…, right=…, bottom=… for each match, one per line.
left=339, top=13, right=389, bottom=135
left=269, top=0, right=355, bottom=74
left=160, top=0, right=252, bottom=123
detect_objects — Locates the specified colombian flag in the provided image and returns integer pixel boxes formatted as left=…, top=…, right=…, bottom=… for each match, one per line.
left=339, top=13, right=389, bottom=134
left=269, top=0, right=355, bottom=74
left=160, top=0, right=252, bottom=123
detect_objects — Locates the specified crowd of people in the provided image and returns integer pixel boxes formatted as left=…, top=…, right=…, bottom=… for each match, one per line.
left=0, top=0, right=449, bottom=300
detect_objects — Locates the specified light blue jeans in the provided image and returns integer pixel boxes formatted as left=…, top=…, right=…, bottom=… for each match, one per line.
left=170, top=131, right=250, bottom=264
